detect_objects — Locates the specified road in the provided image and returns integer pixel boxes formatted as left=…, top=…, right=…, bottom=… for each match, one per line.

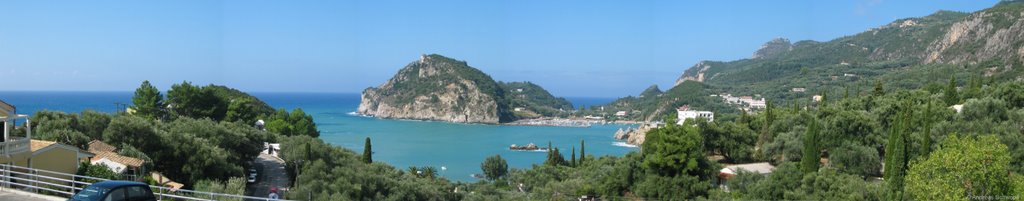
left=0, top=189, right=64, bottom=201
left=246, top=152, right=291, bottom=200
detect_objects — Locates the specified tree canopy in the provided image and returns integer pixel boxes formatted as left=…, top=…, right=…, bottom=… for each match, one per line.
left=481, top=155, right=508, bottom=180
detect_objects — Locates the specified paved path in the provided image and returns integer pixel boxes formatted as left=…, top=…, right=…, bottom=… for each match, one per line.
left=246, top=152, right=290, bottom=200
left=0, top=189, right=65, bottom=201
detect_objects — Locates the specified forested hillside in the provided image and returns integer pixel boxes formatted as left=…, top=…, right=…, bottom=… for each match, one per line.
left=499, top=81, right=574, bottom=118
left=520, top=2, right=1024, bottom=200
left=461, top=70, right=1024, bottom=201
left=600, top=1, right=1024, bottom=122
left=676, top=1, right=1024, bottom=103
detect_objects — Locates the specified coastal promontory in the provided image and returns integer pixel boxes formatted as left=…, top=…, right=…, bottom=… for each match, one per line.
left=358, top=54, right=514, bottom=124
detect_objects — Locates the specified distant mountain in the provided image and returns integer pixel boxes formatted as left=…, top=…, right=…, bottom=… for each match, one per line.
left=751, top=38, right=793, bottom=59
left=358, top=54, right=568, bottom=123
left=639, top=85, right=663, bottom=98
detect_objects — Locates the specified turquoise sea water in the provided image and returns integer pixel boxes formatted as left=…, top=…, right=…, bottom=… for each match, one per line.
left=0, top=91, right=634, bottom=182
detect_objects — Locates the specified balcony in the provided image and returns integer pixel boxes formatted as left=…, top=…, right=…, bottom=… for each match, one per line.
left=0, top=138, right=30, bottom=156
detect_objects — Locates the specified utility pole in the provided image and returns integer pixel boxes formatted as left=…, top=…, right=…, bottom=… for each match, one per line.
left=114, top=102, right=128, bottom=114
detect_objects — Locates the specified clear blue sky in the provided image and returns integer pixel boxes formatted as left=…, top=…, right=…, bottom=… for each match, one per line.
left=0, top=0, right=998, bottom=97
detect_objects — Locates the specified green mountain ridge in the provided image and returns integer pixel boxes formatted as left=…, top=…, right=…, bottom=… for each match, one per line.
left=609, top=2, right=1024, bottom=121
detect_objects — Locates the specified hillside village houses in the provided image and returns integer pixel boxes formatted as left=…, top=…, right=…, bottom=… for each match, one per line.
left=676, top=105, right=714, bottom=125
left=718, top=93, right=767, bottom=111
left=1, top=99, right=95, bottom=189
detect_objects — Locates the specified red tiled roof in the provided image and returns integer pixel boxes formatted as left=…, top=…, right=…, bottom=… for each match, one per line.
left=88, top=140, right=117, bottom=153
left=92, top=151, right=145, bottom=168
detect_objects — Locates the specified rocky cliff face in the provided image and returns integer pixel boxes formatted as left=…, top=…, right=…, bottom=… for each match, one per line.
left=675, top=61, right=713, bottom=86
left=358, top=54, right=511, bottom=124
left=751, top=38, right=793, bottom=59
left=925, top=4, right=1024, bottom=64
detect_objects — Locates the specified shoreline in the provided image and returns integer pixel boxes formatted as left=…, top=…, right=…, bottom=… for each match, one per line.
left=352, top=112, right=647, bottom=128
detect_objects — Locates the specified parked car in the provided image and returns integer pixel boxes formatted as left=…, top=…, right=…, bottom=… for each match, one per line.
left=248, top=168, right=258, bottom=183
left=69, top=180, right=156, bottom=201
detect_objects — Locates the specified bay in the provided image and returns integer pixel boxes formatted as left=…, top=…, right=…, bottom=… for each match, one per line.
left=0, top=91, right=635, bottom=182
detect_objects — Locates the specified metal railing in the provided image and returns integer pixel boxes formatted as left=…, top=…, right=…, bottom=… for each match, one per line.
left=0, top=163, right=294, bottom=201
left=0, top=138, right=30, bottom=156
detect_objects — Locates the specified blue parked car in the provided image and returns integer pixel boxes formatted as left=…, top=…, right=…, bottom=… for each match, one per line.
left=69, top=181, right=156, bottom=201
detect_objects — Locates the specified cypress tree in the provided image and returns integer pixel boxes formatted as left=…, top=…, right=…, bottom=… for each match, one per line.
left=967, top=74, right=982, bottom=99
left=920, top=102, right=933, bottom=156
left=820, top=91, right=828, bottom=107
left=305, top=142, right=312, bottom=159
left=555, top=148, right=563, bottom=166
left=873, top=80, right=885, bottom=96
left=546, top=147, right=567, bottom=166
left=756, top=101, right=774, bottom=159
left=739, top=110, right=750, bottom=124
left=800, top=118, right=821, bottom=173
left=579, top=140, right=586, bottom=164
left=571, top=146, right=577, bottom=167
left=547, top=141, right=553, bottom=161
left=545, top=142, right=554, bottom=166
left=844, top=86, right=850, bottom=99
left=885, top=104, right=910, bottom=200
left=363, top=137, right=373, bottom=163
left=855, top=81, right=863, bottom=97
left=944, top=75, right=959, bottom=106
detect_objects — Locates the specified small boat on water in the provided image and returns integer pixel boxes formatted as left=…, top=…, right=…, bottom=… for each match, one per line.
left=509, top=143, right=548, bottom=151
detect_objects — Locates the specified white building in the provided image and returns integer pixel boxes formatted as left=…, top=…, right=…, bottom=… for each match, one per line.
left=676, top=105, right=713, bottom=125
left=950, top=104, right=964, bottom=113
left=718, top=162, right=775, bottom=191
left=726, top=96, right=741, bottom=104
left=720, top=162, right=775, bottom=176
left=748, top=98, right=767, bottom=109
left=615, top=111, right=628, bottom=117
left=738, top=96, right=754, bottom=103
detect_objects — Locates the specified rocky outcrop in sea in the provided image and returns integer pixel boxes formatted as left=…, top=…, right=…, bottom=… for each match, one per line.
left=613, top=124, right=655, bottom=146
